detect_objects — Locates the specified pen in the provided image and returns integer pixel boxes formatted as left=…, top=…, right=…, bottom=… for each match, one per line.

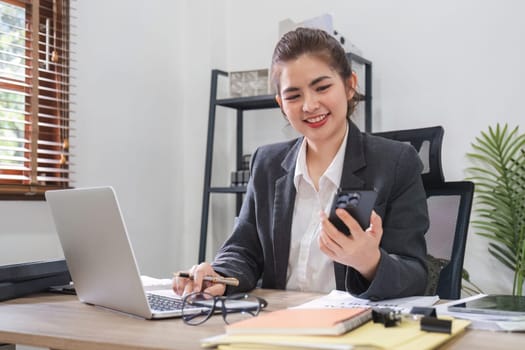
left=174, top=272, right=240, bottom=287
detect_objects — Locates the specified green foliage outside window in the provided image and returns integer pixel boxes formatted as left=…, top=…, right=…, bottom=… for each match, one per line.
left=0, top=3, right=25, bottom=168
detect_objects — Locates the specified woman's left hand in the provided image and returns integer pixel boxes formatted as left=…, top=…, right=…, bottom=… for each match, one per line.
left=319, top=209, right=383, bottom=281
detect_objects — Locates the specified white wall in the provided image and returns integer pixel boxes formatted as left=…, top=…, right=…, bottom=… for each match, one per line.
left=1, top=0, right=523, bottom=295
left=69, top=1, right=187, bottom=277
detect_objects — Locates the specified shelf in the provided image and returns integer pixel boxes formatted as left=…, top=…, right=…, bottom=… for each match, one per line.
left=346, top=52, right=372, bottom=66
left=209, top=186, right=247, bottom=193
left=216, top=95, right=278, bottom=110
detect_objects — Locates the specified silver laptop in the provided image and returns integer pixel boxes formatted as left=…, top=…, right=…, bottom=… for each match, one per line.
left=45, top=186, right=188, bottom=319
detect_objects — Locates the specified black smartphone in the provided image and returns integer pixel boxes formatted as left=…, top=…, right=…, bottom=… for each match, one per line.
left=328, top=189, right=378, bottom=235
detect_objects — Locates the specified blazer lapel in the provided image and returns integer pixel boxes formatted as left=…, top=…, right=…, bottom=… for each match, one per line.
left=335, top=122, right=368, bottom=290
left=339, top=122, right=367, bottom=190
left=272, top=138, right=301, bottom=289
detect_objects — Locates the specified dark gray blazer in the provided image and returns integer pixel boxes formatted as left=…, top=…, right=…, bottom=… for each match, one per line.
left=212, top=122, right=429, bottom=300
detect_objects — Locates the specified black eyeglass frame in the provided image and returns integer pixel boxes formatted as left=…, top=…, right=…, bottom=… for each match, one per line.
left=181, top=292, right=268, bottom=326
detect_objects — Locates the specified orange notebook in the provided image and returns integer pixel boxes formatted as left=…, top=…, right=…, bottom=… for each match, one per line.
left=226, top=308, right=372, bottom=336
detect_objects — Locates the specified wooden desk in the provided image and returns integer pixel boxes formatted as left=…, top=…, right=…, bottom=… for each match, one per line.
left=0, top=290, right=522, bottom=350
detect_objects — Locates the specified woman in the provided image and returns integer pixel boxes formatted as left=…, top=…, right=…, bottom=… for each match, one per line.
left=174, top=27, right=428, bottom=300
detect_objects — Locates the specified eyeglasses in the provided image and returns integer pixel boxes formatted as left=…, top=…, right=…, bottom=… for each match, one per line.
left=181, top=291, right=268, bottom=326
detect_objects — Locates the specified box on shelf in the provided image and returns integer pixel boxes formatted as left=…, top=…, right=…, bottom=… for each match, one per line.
left=229, top=69, right=272, bottom=98
left=230, top=154, right=252, bottom=187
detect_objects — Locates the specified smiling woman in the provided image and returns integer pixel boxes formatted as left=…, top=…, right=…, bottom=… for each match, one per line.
left=175, top=27, right=429, bottom=301
left=0, top=0, right=73, bottom=200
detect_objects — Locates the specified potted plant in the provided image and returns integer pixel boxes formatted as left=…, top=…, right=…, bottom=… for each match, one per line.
left=466, top=123, right=525, bottom=296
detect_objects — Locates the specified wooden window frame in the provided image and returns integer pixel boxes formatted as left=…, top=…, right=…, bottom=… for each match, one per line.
left=0, top=0, right=71, bottom=200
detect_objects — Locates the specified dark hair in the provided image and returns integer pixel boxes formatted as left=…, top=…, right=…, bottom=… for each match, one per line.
left=270, top=27, right=361, bottom=118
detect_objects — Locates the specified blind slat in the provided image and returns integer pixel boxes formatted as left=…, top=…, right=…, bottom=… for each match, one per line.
left=0, top=144, right=29, bottom=152
left=36, top=166, right=71, bottom=173
left=0, top=67, right=71, bottom=80
left=0, top=164, right=30, bottom=171
left=0, top=119, right=70, bottom=131
left=0, top=174, right=30, bottom=181
left=0, top=154, right=29, bottom=162
left=0, top=76, right=72, bottom=89
left=37, top=122, right=69, bottom=130
left=0, top=98, right=29, bottom=107
left=0, top=147, right=72, bottom=156
left=0, top=107, right=30, bottom=115
left=0, top=88, right=29, bottom=98
left=36, top=175, right=68, bottom=182
left=0, top=136, right=29, bottom=144
left=0, top=172, right=73, bottom=179
left=0, top=164, right=72, bottom=174
left=37, top=149, right=70, bottom=156
left=0, top=39, right=30, bottom=53
left=0, top=78, right=30, bottom=89
left=0, top=49, right=31, bottom=62
left=0, top=133, right=72, bottom=145
left=0, top=58, right=30, bottom=71
left=38, top=113, right=72, bottom=122
left=1, top=157, right=72, bottom=166
left=0, top=117, right=30, bottom=125
left=35, top=158, right=69, bottom=165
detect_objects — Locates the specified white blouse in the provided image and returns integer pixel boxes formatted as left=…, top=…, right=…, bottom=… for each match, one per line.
left=286, top=124, right=349, bottom=293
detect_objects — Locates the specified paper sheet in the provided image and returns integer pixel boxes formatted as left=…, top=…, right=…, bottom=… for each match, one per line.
left=140, top=275, right=173, bottom=291
left=293, top=289, right=439, bottom=313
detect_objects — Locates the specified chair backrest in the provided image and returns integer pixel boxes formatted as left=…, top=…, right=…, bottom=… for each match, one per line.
left=373, top=126, right=445, bottom=189
left=425, top=181, right=474, bottom=299
left=373, top=126, right=474, bottom=299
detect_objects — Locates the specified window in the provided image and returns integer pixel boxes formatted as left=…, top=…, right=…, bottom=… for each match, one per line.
left=0, top=0, right=72, bottom=200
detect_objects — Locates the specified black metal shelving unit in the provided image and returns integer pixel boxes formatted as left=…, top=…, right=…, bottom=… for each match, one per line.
left=198, top=53, right=372, bottom=262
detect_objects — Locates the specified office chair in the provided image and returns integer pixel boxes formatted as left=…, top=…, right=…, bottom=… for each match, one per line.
left=373, top=126, right=474, bottom=299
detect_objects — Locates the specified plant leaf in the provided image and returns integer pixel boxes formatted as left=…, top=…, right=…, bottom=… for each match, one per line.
left=467, top=123, right=525, bottom=285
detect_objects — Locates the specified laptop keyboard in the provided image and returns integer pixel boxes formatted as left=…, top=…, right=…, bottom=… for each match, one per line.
left=147, top=293, right=185, bottom=312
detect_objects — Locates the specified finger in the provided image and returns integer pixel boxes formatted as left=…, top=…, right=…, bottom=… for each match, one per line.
left=319, top=219, right=347, bottom=256
left=367, top=210, right=383, bottom=236
left=172, top=276, right=186, bottom=296
left=336, top=208, right=364, bottom=236
left=182, top=280, right=195, bottom=296
left=318, top=230, right=337, bottom=257
left=173, top=264, right=198, bottom=295
left=319, top=211, right=346, bottom=243
left=320, top=220, right=343, bottom=248
left=193, top=262, right=219, bottom=293
left=191, top=265, right=209, bottom=293
left=203, top=282, right=226, bottom=296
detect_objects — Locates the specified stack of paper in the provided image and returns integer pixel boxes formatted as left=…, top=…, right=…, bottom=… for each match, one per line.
left=201, top=291, right=469, bottom=350
left=202, top=316, right=470, bottom=350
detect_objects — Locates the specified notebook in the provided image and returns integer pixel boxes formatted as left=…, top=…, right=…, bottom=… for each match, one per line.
left=226, top=308, right=372, bottom=335
left=45, top=186, right=192, bottom=319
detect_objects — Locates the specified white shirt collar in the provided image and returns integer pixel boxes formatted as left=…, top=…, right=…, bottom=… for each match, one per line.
left=293, top=122, right=349, bottom=191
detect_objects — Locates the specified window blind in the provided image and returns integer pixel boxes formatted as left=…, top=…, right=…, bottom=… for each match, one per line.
left=0, top=0, right=72, bottom=199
